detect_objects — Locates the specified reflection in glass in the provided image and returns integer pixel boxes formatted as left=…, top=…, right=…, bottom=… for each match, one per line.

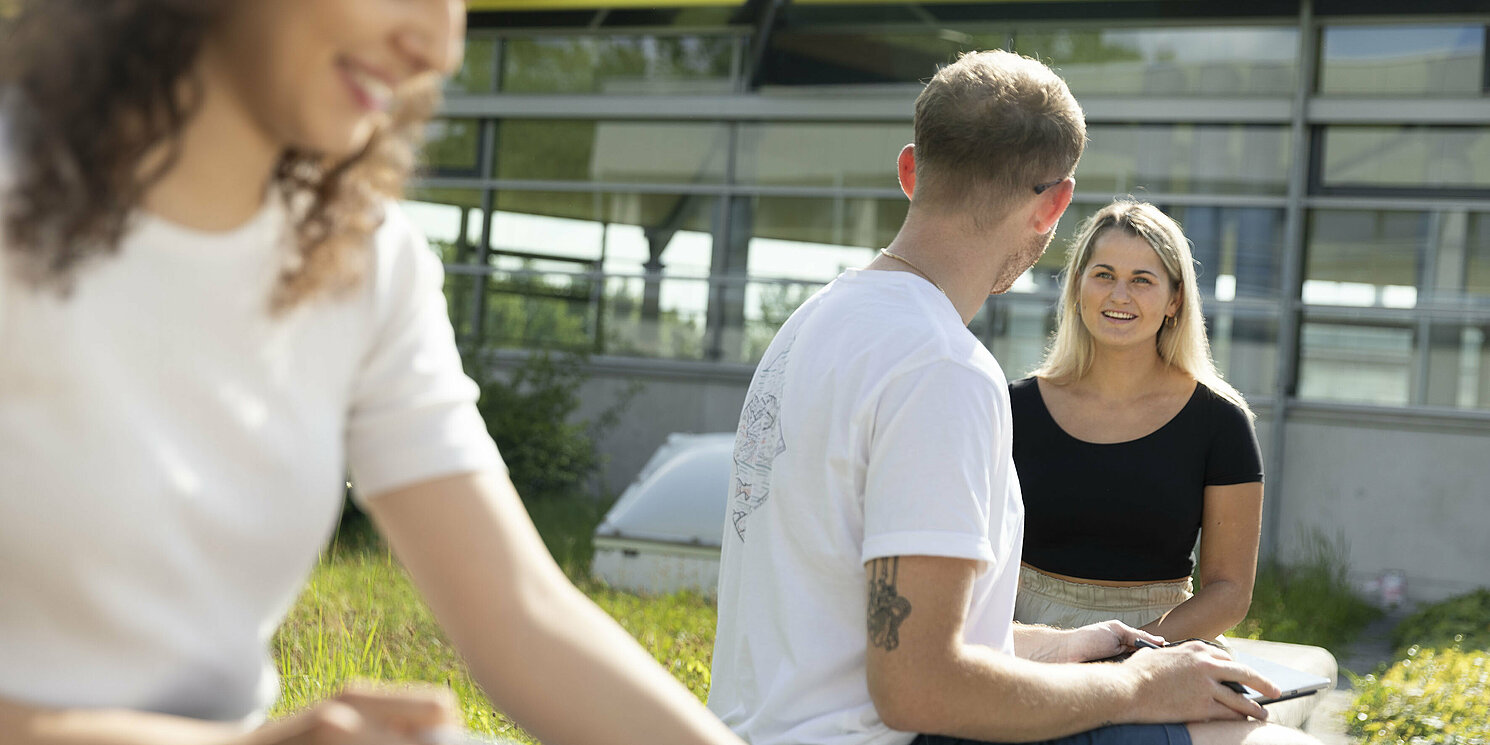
left=1321, top=126, right=1490, bottom=191
left=1462, top=213, right=1490, bottom=301
left=501, top=35, right=737, bottom=95
left=422, top=119, right=481, bottom=175
left=1079, top=124, right=1291, bottom=196
left=1206, top=312, right=1278, bottom=400
left=495, top=120, right=729, bottom=184
left=734, top=195, right=908, bottom=282
left=1304, top=210, right=1426, bottom=308
left=1041, top=203, right=1285, bottom=300
left=1172, top=206, right=1285, bottom=300
left=481, top=268, right=598, bottom=353
left=1014, top=27, right=1298, bottom=96
left=1319, top=25, right=1485, bottom=97
left=486, top=191, right=716, bottom=357
left=446, top=37, right=496, bottom=94
left=734, top=122, right=913, bottom=189
left=601, top=276, right=709, bottom=360
left=760, top=31, right=1004, bottom=86
left=979, top=300, right=1056, bottom=382
left=1426, top=324, right=1490, bottom=409
left=404, top=188, right=484, bottom=263
left=1298, top=322, right=1414, bottom=406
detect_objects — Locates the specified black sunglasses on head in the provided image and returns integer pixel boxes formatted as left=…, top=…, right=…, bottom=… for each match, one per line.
left=1033, top=178, right=1065, bottom=195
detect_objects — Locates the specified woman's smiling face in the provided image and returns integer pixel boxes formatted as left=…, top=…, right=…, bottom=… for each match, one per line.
left=1077, top=229, right=1181, bottom=350
left=198, top=0, right=466, bottom=157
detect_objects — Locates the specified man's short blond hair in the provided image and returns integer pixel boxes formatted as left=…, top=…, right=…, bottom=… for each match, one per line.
left=912, top=50, right=1086, bottom=220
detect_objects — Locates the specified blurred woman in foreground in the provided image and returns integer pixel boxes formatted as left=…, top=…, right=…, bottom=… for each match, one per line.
left=0, top=2, right=742, bottom=744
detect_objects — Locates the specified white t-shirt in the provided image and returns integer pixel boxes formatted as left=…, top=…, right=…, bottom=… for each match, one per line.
left=0, top=185, right=502, bottom=724
left=708, top=269, right=1025, bottom=745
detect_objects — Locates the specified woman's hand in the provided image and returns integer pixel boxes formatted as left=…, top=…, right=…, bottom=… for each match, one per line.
left=242, top=684, right=463, bottom=745
left=1059, top=620, right=1166, bottom=663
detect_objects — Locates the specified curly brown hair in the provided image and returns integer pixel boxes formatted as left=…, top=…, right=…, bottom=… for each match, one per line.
left=0, top=0, right=438, bottom=311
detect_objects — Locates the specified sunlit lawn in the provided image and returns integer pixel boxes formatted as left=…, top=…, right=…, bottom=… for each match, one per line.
left=271, top=498, right=715, bottom=743
left=273, top=501, right=1379, bottom=742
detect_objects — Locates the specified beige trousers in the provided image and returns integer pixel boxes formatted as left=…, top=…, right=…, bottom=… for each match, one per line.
left=1013, top=565, right=1194, bottom=630
left=1012, top=566, right=1338, bottom=729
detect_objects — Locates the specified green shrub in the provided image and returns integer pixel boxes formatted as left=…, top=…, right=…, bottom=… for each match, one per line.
left=1392, top=589, right=1490, bottom=656
left=1347, top=645, right=1490, bottom=744
left=1228, top=532, right=1380, bottom=651
left=472, top=351, right=636, bottom=501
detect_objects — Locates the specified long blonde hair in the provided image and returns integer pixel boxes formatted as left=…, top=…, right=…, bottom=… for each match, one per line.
left=1032, top=200, right=1253, bottom=421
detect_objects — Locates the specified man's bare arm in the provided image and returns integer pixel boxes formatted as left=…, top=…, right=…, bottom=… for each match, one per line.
left=864, top=555, right=1278, bottom=742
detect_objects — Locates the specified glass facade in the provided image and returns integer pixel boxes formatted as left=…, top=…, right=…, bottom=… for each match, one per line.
left=413, top=6, right=1490, bottom=415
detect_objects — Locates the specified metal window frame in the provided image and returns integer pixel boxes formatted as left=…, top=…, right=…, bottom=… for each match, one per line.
left=422, top=5, right=1490, bottom=561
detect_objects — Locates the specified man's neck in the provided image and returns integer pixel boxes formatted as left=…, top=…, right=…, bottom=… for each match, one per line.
left=873, top=209, right=1018, bottom=325
left=138, top=72, right=282, bottom=232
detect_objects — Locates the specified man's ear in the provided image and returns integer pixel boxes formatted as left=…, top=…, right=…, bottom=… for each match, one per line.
left=896, top=144, right=916, bottom=200
left=1033, top=178, right=1074, bottom=234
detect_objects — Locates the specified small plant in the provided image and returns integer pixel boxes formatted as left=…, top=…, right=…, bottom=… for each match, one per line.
left=1392, top=588, right=1490, bottom=656
left=471, top=350, right=639, bottom=502
left=1228, top=530, right=1380, bottom=651
left=1347, top=644, right=1490, bottom=743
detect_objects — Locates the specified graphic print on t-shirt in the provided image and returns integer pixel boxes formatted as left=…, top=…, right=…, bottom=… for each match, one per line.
left=730, top=337, right=793, bottom=541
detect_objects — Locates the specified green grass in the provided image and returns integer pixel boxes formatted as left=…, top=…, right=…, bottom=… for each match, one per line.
left=278, top=505, right=1381, bottom=741
left=271, top=503, right=716, bottom=743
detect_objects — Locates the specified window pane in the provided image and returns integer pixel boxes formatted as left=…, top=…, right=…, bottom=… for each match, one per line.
left=422, top=119, right=481, bottom=175
left=485, top=191, right=716, bottom=359
left=734, top=122, right=913, bottom=189
left=404, top=188, right=484, bottom=262
left=1040, top=204, right=1286, bottom=300
left=1014, top=27, right=1298, bottom=97
left=1298, top=321, right=1415, bottom=406
left=979, top=300, right=1057, bottom=382
left=1080, top=124, right=1291, bottom=196
left=1425, top=324, right=1490, bottom=409
left=1207, top=311, right=1278, bottom=399
left=481, top=269, right=599, bottom=352
left=1171, top=206, right=1286, bottom=300
left=1304, top=210, right=1425, bottom=308
left=760, top=31, right=1004, bottom=86
left=733, top=195, right=908, bottom=282
left=1319, top=25, right=1486, bottom=97
left=446, top=37, right=496, bottom=94
left=1320, top=126, right=1490, bottom=191
left=1462, top=213, right=1490, bottom=302
left=501, top=35, right=737, bottom=94
left=601, top=276, right=710, bottom=360
left=495, top=120, right=729, bottom=183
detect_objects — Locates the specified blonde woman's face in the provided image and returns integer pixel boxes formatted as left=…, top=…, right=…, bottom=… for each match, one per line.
left=1077, top=230, right=1181, bottom=350
left=199, top=0, right=466, bottom=157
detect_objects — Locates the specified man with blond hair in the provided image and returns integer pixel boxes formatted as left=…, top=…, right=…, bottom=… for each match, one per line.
left=708, top=50, right=1317, bottom=745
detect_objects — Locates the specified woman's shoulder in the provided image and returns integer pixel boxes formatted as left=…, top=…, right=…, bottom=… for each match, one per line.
left=1191, top=380, right=1255, bottom=429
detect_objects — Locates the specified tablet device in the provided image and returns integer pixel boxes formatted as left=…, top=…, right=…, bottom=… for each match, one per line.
left=1228, top=650, right=1332, bottom=705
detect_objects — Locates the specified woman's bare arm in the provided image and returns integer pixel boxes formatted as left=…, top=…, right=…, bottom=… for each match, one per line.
left=365, top=470, right=743, bottom=745
left=1142, top=482, right=1263, bottom=641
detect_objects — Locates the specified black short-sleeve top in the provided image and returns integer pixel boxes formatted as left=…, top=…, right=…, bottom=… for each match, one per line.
left=1009, top=377, right=1263, bottom=582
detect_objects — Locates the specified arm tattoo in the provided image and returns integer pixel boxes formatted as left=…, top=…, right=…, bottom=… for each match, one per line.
left=867, top=557, right=913, bottom=651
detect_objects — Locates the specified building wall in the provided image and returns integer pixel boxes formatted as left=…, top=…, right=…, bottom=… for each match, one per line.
left=1274, top=411, right=1490, bottom=603
left=571, top=367, right=1486, bottom=604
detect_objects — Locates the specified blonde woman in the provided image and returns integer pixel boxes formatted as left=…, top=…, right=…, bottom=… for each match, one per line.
left=1010, top=200, right=1262, bottom=640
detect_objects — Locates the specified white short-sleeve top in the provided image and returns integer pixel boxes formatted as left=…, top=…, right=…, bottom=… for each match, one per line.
left=0, top=174, right=503, bottom=725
